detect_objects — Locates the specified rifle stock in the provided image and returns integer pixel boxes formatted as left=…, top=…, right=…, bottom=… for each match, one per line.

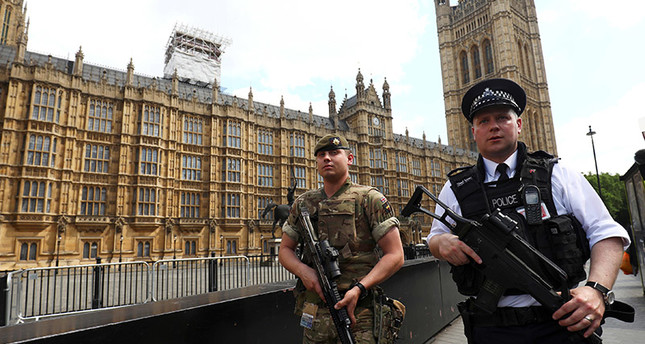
left=298, top=207, right=355, bottom=344
left=403, top=186, right=602, bottom=344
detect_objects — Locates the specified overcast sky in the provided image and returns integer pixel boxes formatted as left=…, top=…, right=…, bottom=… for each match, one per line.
left=23, top=0, right=645, bottom=174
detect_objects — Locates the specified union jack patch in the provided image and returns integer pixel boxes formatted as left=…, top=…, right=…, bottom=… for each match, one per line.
left=380, top=196, right=392, bottom=213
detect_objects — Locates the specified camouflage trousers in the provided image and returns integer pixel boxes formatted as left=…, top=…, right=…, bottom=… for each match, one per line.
left=303, top=305, right=375, bottom=344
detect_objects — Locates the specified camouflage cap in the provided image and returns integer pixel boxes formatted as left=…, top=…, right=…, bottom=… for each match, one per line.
left=314, top=134, right=350, bottom=156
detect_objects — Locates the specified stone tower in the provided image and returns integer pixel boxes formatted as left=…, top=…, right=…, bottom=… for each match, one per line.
left=0, top=0, right=27, bottom=48
left=435, top=0, right=557, bottom=154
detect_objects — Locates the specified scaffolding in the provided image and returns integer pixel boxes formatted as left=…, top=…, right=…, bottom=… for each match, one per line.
left=163, top=23, right=232, bottom=86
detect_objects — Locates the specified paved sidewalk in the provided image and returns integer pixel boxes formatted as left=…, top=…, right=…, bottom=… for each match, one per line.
left=426, top=272, right=644, bottom=344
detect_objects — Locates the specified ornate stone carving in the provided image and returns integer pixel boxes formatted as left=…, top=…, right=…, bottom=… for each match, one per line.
left=115, top=216, right=126, bottom=233
left=209, top=218, right=218, bottom=233
left=165, top=217, right=175, bottom=234
left=57, top=215, right=70, bottom=233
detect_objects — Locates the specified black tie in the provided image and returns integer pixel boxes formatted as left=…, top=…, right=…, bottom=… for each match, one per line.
left=496, top=163, right=509, bottom=182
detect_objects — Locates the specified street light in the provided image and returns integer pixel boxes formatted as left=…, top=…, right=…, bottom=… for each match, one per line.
left=119, top=235, right=123, bottom=264
left=220, top=235, right=224, bottom=257
left=586, top=125, right=603, bottom=200
left=172, top=234, right=177, bottom=268
left=219, top=234, right=224, bottom=266
left=55, top=234, right=62, bottom=267
left=260, top=234, right=264, bottom=263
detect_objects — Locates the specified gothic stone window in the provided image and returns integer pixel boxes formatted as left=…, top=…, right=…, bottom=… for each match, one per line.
left=139, top=147, right=159, bottom=175
left=258, top=197, right=274, bottom=220
left=369, top=148, right=387, bottom=169
left=412, top=159, right=422, bottom=177
left=182, top=155, right=202, bottom=180
left=184, top=240, right=197, bottom=256
left=258, top=129, right=274, bottom=155
left=183, top=116, right=203, bottom=145
left=224, top=158, right=241, bottom=182
left=431, top=160, right=442, bottom=177
left=19, top=242, right=38, bottom=261
left=82, top=242, right=99, bottom=259
left=290, top=133, right=305, bottom=157
left=137, top=241, right=151, bottom=257
left=32, top=85, right=62, bottom=123
left=349, top=142, right=357, bottom=155
left=258, top=164, right=274, bottom=187
left=88, top=100, right=113, bottom=133
left=294, top=166, right=306, bottom=189
left=460, top=51, right=470, bottom=85
left=80, top=186, right=107, bottom=215
left=137, top=187, right=158, bottom=216
left=371, top=176, right=384, bottom=194
left=398, top=180, right=410, bottom=197
left=225, top=120, right=241, bottom=148
left=21, top=181, right=52, bottom=213
left=222, top=193, right=240, bottom=218
left=181, top=192, right=200, bottom=218
left=471, top=45, right=482, bottom=79
left=26, top=135, right=57, bottom=167
left=0, top=6, right=10, bottom=45
left=483, top=39, right=494, bottom=74
left=84, top=144, right=109, bottom=173
left=396, top=153, right=408, bottom=173
left=142, top=105, right=161, bottom=137
left=226, top=239, right=238, bottom=255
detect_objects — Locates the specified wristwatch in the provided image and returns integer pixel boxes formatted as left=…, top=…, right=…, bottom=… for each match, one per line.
left=585, top=281, right=615, bottom=305
left=352, top=281, right=368, bottom=300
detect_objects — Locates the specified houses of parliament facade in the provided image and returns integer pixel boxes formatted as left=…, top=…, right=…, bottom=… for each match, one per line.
left=0, top=0, right=556, bottom=270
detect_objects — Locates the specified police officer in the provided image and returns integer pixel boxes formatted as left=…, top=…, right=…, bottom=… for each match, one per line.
left=428, top=78, right=630, bottom=343
left=279, top=134, right=404, bottom=343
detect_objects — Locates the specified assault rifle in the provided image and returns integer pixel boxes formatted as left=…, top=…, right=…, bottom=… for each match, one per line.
left=401, top=185, right=603, bottom=344
left=298, top=207, right=355, bottom=344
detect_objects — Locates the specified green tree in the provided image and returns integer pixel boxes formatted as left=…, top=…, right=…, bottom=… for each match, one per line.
left=583, top=172, right=630, bottom=227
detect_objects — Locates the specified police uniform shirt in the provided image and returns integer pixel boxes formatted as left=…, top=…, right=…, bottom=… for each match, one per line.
left=428, top=150, right=631, bottom=308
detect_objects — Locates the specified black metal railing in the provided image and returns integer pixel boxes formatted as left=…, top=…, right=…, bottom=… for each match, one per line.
left=403, top=244, right=433, bottom=260
left=2, top=248, right=428, bottom=326
left=3, top=254, right=294, bottom=325
left=5, top=260, right=151, bottom=324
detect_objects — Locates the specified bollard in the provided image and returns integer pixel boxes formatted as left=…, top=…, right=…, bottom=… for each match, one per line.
left=208, top=252, right=218, bottom=292
left=91, top=257, right=104, bottom=309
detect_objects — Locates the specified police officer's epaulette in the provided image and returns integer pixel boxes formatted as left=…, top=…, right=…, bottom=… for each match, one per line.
left=522, top=150, right=558, bottom=177
left=447, top=165, right=474, bottom=178
left=526, top=150, right=558, bottom=162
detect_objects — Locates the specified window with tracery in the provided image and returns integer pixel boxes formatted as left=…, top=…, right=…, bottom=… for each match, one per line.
left=26, top=135, right=57, bottom=167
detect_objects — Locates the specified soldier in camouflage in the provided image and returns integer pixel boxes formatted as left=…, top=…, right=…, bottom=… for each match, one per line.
left=279, top=134, right=404, bottom=343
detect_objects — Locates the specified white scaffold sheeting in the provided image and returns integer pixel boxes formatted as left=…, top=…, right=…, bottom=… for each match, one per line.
left=163, top=50, right=221, bottom=86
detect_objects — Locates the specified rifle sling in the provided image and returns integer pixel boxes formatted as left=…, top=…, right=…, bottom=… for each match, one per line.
left=603, top=300, right=634, bottom=323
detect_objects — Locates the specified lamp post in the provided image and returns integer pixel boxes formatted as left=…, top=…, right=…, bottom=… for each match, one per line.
left=55, top=234, right=62, bottom=267
left=119, top=235, right=123, bottom=264
left=260, top=234, right=264, bottom=263
left=586, top=125, right=603, bottom=201
left=171, top=234, right=177, bottom=268
left=219, top=234, right=224, bottom=266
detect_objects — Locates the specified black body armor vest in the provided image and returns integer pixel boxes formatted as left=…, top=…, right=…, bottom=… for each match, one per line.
left=447, top=142, right=590, bottom=296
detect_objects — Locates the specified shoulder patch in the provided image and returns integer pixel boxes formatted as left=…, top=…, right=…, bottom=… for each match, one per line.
left=448, top=165, right=474, bottom=178
left=380, top=196, right=392, bottom=213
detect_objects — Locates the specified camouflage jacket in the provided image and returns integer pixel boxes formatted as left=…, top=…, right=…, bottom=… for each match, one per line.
left=283, top=178, right=399, bottom=300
